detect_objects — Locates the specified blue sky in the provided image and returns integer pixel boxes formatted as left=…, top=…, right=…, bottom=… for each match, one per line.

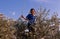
left=0, top=0, right=60, bottom=20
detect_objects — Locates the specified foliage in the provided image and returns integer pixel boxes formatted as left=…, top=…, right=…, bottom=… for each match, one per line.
left=0, top=19, right=16, bottom=39
left=14, top=8, right=60, bottom=39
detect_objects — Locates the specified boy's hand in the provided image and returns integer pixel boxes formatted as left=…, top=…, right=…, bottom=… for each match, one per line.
left=21, top=15, right=24, bottom=18
left=21, top=15, right=28, bottom=20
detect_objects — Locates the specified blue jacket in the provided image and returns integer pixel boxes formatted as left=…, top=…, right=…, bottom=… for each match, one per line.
left=26, top=14, right=36, bottom=24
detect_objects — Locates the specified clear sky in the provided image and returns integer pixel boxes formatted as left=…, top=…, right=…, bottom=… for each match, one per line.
left=0, top=0, right=60, bottom=20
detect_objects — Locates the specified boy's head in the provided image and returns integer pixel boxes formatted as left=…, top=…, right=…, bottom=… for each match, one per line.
left=30, top=8, right=35, bottom=15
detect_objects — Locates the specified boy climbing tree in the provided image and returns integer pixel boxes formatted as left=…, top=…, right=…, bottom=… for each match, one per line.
left=21, top=8, right=36, bottom=32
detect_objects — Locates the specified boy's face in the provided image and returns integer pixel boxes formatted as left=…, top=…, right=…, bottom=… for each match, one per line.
left=31, top=10, right=35, bottom=15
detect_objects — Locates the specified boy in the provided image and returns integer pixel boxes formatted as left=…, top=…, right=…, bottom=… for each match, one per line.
left=21, top=8, right=36, bottom=32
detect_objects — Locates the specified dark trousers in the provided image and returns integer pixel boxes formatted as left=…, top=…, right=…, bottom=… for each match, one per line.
left=27, top=23, right=35, bottom=32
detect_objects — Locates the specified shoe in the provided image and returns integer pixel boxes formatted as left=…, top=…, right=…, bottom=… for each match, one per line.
left=24, top=29, right=29, bottom=33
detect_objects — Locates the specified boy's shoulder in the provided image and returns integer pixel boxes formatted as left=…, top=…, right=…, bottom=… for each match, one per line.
left=28, top=14, right=31, bottom=15
left=27, top=14, right=32, bottom=16
left=27, top=14, right=36, bottom=17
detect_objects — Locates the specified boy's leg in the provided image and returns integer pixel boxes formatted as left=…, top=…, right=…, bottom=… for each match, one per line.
left=27, top=23, right=31, bottom=32
left=27, top=23, right=35, bottom=32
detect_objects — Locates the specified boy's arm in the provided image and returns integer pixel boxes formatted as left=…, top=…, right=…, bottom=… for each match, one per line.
left=23, top=17, right=28, bottom=20
left=21, top=15, right=28, bottom=20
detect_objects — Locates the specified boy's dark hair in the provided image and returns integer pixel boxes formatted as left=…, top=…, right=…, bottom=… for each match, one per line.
left=30, top=8, right=35, bottom=13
